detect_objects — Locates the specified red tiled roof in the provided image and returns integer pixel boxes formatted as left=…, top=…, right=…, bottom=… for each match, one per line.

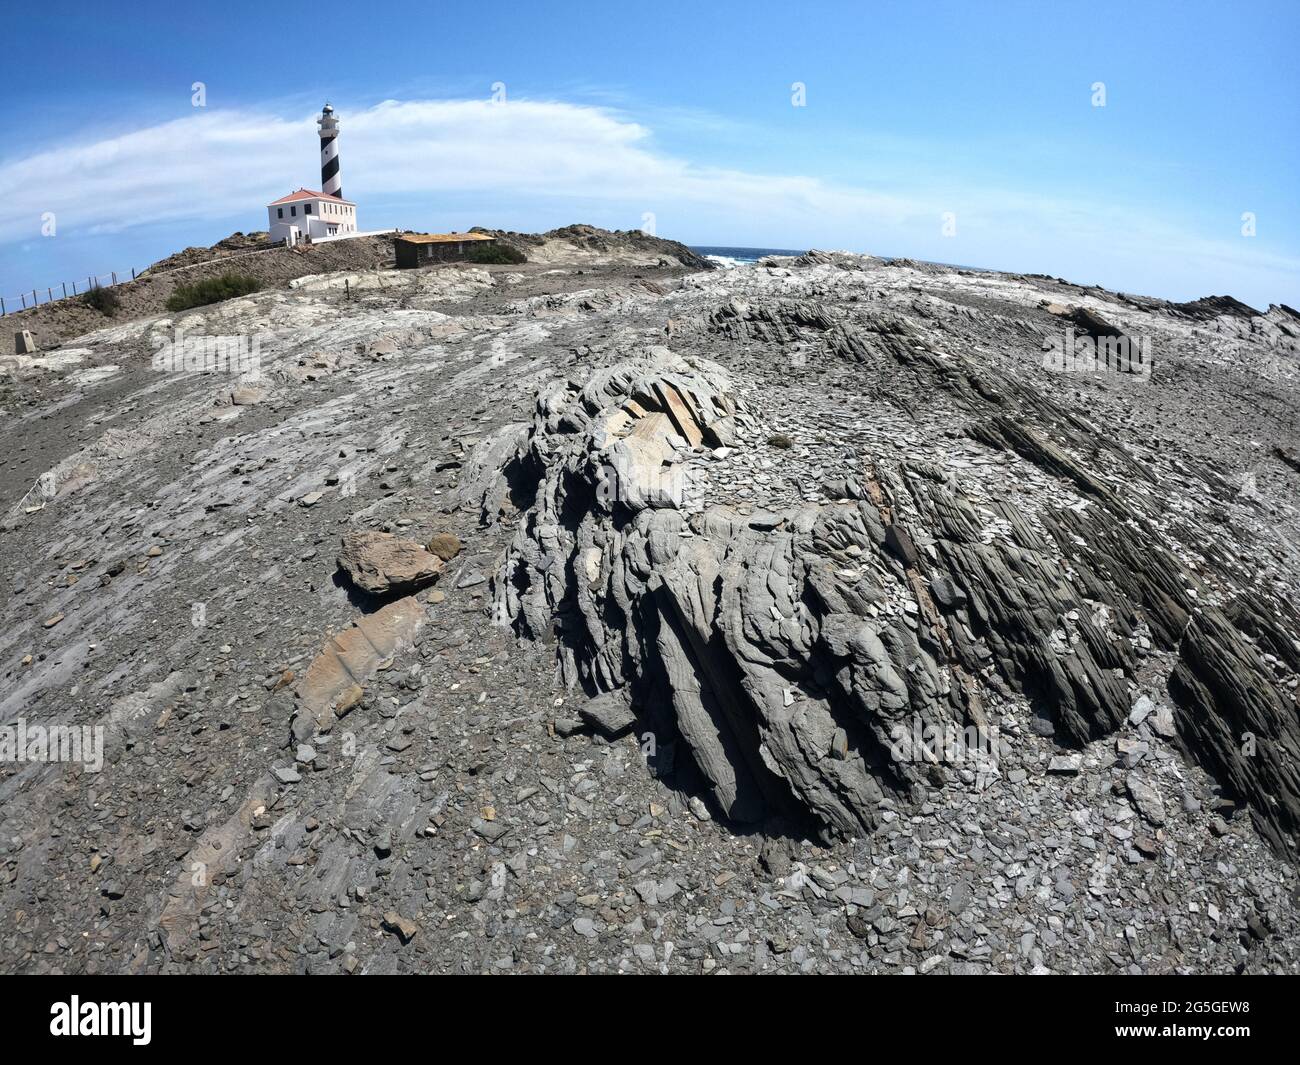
left=267, top=187, right=355, bottom=206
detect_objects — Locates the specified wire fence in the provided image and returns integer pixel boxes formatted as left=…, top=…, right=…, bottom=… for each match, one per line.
left=1, top=268, right=141, bottom=316
left=0, top=240, right=301, bottom=318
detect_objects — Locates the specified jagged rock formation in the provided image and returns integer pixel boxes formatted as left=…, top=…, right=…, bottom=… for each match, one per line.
left=492, top=270, right=1300, bottom=856
left=496, top=349, right=945, bottom=835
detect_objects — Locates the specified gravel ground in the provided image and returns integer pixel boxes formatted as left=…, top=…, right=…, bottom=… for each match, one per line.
left=0, top=236, right=1297, bottom=973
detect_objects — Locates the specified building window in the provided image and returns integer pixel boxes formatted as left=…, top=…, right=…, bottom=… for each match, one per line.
left=277, top=208, right=283, bottom=218
left=291, top=206, right=296, bottom=216
left=305, top=203, right=312, bottom=214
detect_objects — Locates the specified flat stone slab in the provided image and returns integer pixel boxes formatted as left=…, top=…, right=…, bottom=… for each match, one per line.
left=295, top=596, right=426, bottom=730
left=337, top=530, right=444, bottom=594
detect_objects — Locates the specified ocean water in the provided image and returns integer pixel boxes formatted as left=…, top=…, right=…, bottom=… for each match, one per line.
left=691, top=245, right=988, bottom=273
left=690, top=245, right=805, bottom=268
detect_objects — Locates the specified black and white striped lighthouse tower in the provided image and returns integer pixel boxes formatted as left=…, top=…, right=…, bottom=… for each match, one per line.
left=317, top=103, right=342, bottom=200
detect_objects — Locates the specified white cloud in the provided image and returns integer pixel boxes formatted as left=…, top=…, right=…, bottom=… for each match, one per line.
left=0, top=96, right=1295, bottom=306
left=0, top=99, right=921, bottom=243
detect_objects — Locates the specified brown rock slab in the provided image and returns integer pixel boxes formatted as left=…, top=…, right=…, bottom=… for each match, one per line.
left=294, top=596, right=426, bottom=730
left=337, top=531, right=443, bottom=594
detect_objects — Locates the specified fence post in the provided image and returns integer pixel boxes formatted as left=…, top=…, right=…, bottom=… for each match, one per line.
left=73, top=281, right=78, bottom=295
left=88, top=276, right=93, bottom=291
left=32, top=290, right=38, bottom=306
left=1, top=297, right=5, bottom=316
left=111, top=272, right=117, bottom=286
left=131, top=268, right=136, bottom=280
left=62, top=282, right=67, bottom=299
left=48, top=288, right=52, bottom=302
left=21, top=293, right=26, bottom=309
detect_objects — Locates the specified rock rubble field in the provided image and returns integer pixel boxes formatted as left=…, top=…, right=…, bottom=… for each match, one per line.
left=1, top=229, right=1298, bottom=974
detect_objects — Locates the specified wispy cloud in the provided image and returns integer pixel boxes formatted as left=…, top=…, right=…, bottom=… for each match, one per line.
left=0, top=98, right=920, bottom=242
left=0, top=96, right=1296, bottom=306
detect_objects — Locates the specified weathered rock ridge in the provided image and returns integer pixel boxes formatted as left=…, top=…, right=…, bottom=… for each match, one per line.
left=492, top=271, right=1300, bottom=855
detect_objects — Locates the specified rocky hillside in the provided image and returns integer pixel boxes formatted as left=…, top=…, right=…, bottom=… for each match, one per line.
left=3, top=226, right=712, bottom=354
left=0, top=230, right=1298, bottom=974
left=142, top=230, right=280, bottom=273
left=2, top=233, right=400, bottom=351
left=480, top=224, right=715, bottom=270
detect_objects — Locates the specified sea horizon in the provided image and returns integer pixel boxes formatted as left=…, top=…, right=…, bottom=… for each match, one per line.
left=691, top=244, right=985, bottom=274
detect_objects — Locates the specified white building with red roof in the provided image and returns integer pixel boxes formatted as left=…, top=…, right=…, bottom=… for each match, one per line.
left=267, top=188, right=357, bottom=245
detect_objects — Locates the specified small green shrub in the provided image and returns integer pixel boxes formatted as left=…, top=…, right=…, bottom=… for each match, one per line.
left=82, top=285, right=121, bottom=316
left=466, top=242, right=526, bottom=265
left=165, top=273, right=262, bottom=312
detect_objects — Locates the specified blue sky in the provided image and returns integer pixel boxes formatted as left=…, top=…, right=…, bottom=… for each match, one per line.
left=1, top=0, right=1297, bottom=308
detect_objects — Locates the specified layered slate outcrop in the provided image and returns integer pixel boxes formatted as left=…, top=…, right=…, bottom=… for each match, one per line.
left=492, top=340, right=1300, bottom=853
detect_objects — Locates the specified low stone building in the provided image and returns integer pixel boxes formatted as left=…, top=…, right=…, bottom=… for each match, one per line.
left=394, top=232, right=496, bottom=268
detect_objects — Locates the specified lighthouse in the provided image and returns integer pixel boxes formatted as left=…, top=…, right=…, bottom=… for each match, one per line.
left=317, top=102, right=342, bottom=201
left=265, top=101, right=384, bottom=246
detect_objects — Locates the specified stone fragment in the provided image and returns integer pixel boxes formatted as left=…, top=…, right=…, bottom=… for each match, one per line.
left=382, top=911, right=418, bottom=943
left=1149, top=704, right=1176, bottom=739
left=1129, top=695, right=1155, bottom=726
left=1127, top=774, right=1166, bottom=826
left=884, top=524, right=920, bottom=567
left=578, top=690, right=637, bottom=736
left=426, top=532, right=463, bottom=561
left=929, top=575, right=967, bottom=609
left=456, top=568, right=486, bottom=589
left=230, top=385, right=266, bottom=406
left=1116, top=736, right=1149, bottom=768
left=337, top=531, right=443, bottom=595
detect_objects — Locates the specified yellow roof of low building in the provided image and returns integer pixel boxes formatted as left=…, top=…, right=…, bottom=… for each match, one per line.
left=396, top=232, right=497, bottom=244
